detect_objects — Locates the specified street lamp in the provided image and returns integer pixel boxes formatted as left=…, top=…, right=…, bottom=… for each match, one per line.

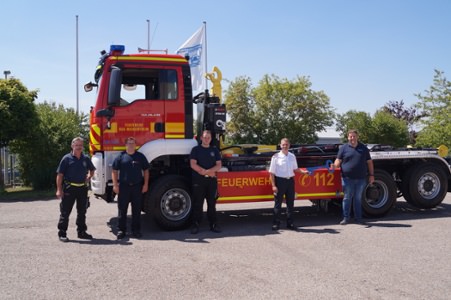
left=4, top=70, right=11, bottom=80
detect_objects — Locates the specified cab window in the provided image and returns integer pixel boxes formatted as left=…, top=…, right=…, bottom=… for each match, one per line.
left=119, top=69, right=178, bottom=105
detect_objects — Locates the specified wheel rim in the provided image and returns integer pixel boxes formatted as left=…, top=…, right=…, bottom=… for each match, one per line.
left=365, top=180, right=389, bottom=208
left=417, top=172, right=441, bottom=200
left=159, top=188, right=191, bottom=221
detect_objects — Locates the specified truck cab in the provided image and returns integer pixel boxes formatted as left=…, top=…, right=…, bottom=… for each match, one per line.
left=86, top=45, right=197, bottom=202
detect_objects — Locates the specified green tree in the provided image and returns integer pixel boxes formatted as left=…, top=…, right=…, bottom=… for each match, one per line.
left=224, top=74, right=334, bottom=145
left=335, top=110, right=373, bottom=143
left=336, top=110, right=409, bottom=146
left=414, top=70, right=451, bottom=148
left=10, top=102, right=88, bottom=189
left=0, top=78, right=38, bottom=189
left=370, top=110, right=409, bottom=147
left=223, top=76, right=257, bottom=143
left=382, top=100, right=425, bottom=144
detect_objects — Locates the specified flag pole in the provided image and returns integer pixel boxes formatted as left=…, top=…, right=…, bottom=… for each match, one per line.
left=203, top=21, right=208, bottom=92
left=76, top=15, right=79, bottom=115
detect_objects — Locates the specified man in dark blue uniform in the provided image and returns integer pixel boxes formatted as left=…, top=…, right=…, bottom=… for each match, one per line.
left=189, top=130, right=222, bottom=234
left=112, top=137, right=149, bottom=239
left=56, top=137, right=96, bottom=242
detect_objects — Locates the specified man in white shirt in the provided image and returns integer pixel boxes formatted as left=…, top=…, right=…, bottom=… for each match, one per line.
left=269, top=138, right=310, bottom=231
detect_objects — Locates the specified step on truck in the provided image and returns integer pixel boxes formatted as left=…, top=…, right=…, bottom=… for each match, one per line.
left=85, top=45, right=451, bottom=230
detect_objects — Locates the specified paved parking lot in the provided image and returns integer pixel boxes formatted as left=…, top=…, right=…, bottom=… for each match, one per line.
left=1, top=193, right=451, bottom=299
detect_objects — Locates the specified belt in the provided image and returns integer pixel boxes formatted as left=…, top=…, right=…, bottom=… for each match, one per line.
left=68, top=182, right=86, bottom=187
left=276, top=176, right=293, bottom=180
left=204, top=175, right=217, bottom=178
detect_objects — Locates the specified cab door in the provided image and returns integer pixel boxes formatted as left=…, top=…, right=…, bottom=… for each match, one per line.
left=102, top=64, right=185, bottom=149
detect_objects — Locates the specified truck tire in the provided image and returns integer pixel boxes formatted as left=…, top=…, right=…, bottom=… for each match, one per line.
left=400, top=166, right=416, bottom=206
left=143, top=175, right=192, bottom=230
left=105, top=186, right=115, bottom=203
left=362, top=170, right=397, bottom=217
left=404, top=163, right=448, bottom=209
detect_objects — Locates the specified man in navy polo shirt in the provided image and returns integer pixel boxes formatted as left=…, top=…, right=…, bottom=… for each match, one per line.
left=333, top=129, right=374, bottom=225
left=112, top=137, right=149, bottom=240
left=189, top=130, right=222, bottom=234
left=56, top=137, right=96, bottom=242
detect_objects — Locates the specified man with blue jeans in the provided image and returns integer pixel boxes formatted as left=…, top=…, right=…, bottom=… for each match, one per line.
left=333, top=129, right=374, bottom=225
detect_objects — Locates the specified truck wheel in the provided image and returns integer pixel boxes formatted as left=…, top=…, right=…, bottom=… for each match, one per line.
left=144, top=175, right=192, bottom=230
left=400, top=166, right=416, bottom=206
left=362, top=170, right=397, bottom=217
left=405, top=163, right=448, bottom=209
left=105, top=186, right=115, bottom=203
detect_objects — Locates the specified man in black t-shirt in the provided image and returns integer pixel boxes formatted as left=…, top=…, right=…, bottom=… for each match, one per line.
left=112, top=137, right=150, bottom=239
left=189, top=130, right=222, bottom=234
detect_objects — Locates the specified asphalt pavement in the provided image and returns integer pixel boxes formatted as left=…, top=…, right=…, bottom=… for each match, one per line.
left=1, top=193, right=451, bottom=299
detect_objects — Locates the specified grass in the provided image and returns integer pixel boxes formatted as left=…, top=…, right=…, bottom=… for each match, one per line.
left=0, top=186, right=55, bottom=201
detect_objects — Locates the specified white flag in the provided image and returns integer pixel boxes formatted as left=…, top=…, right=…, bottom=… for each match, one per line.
left=176, top=24, right=206, bottom=94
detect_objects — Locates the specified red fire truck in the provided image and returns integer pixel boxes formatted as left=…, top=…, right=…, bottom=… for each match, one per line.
left=85, top=45, right=451, bottom=230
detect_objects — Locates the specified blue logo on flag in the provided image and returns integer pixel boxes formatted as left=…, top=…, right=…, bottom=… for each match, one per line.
left=178, top=44, right=202, bottom=67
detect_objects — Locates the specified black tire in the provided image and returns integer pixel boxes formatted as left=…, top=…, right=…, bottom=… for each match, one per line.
left=400, top=166, right=416, bottom=206
left=143, top=175, right=192, bottom=231
left=405, top=163, right=448, bottom=209
left=105, top=186, right=115, bottom=203
left=362, top=170, right=397, bottom=217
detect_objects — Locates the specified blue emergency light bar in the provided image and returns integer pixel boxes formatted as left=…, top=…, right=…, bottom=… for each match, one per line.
left=110, top=45, right=125, bottom=56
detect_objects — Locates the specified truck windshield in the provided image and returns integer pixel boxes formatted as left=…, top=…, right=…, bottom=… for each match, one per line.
left=118, top=68, right=178, bottom=106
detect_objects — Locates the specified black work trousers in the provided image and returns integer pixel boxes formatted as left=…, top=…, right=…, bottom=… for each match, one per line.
left=273, top=176, right=295, bottom=225
left=117, top=183, right=143, bottom=233
left=58, top=186, right=89, bottom=235
left=191, top=176, right=218, bottom=225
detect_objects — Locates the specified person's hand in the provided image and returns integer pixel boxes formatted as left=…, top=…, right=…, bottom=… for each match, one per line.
left=329, top=163, right=335, bottom=172
left=142, top=185, right=148, bottom=193
left=113, top=185, right=119, bottom=195
left=56, top=189, right=62, bottom=199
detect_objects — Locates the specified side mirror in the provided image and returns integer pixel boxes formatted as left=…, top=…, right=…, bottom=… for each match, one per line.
left=84, top=82, right=98, bottom=92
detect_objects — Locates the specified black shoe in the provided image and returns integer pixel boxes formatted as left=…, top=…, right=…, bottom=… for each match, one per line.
left=287, top=223, right=297, bottom=230
left=272, top=223, right=280, bottom=231
left=132, top=232, right=142, bottom=238
left=210, top=224, right=222, bottom=233
left=356, top=220, right=366, bottom=225
left=59, top=235, right=69, bottom=243
left=117, top=231, right=126, bottom=240
left=190, top=224, right=199, bottom=234
left=340, top=219, right=349, bottom=225
left=78, top=231, right=93, bottom=239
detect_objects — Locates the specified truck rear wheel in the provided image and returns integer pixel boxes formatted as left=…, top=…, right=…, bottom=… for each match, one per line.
left=362, top=170, right=397, bottom=217
left=144, top=175, right=192, bottom=230
left=404, top=163, right=448, bottom=209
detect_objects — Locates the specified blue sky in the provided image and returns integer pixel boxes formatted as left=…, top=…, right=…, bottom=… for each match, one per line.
left=1, top=0, right=451, bottom=131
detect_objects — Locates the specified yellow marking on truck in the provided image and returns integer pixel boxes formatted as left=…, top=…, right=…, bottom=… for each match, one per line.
left=296, top=192, right=344, bottom=198
left=91, top=124, right=101, bottom=136
left=113, top=56, right=187, bottom=63
left=218, top=195, right=274, bottom=201
left=166, top=122, right=184, bottom=133
left=165, top=134, right=185, bottom=138
left=104, top=122, right=118, bottom=133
